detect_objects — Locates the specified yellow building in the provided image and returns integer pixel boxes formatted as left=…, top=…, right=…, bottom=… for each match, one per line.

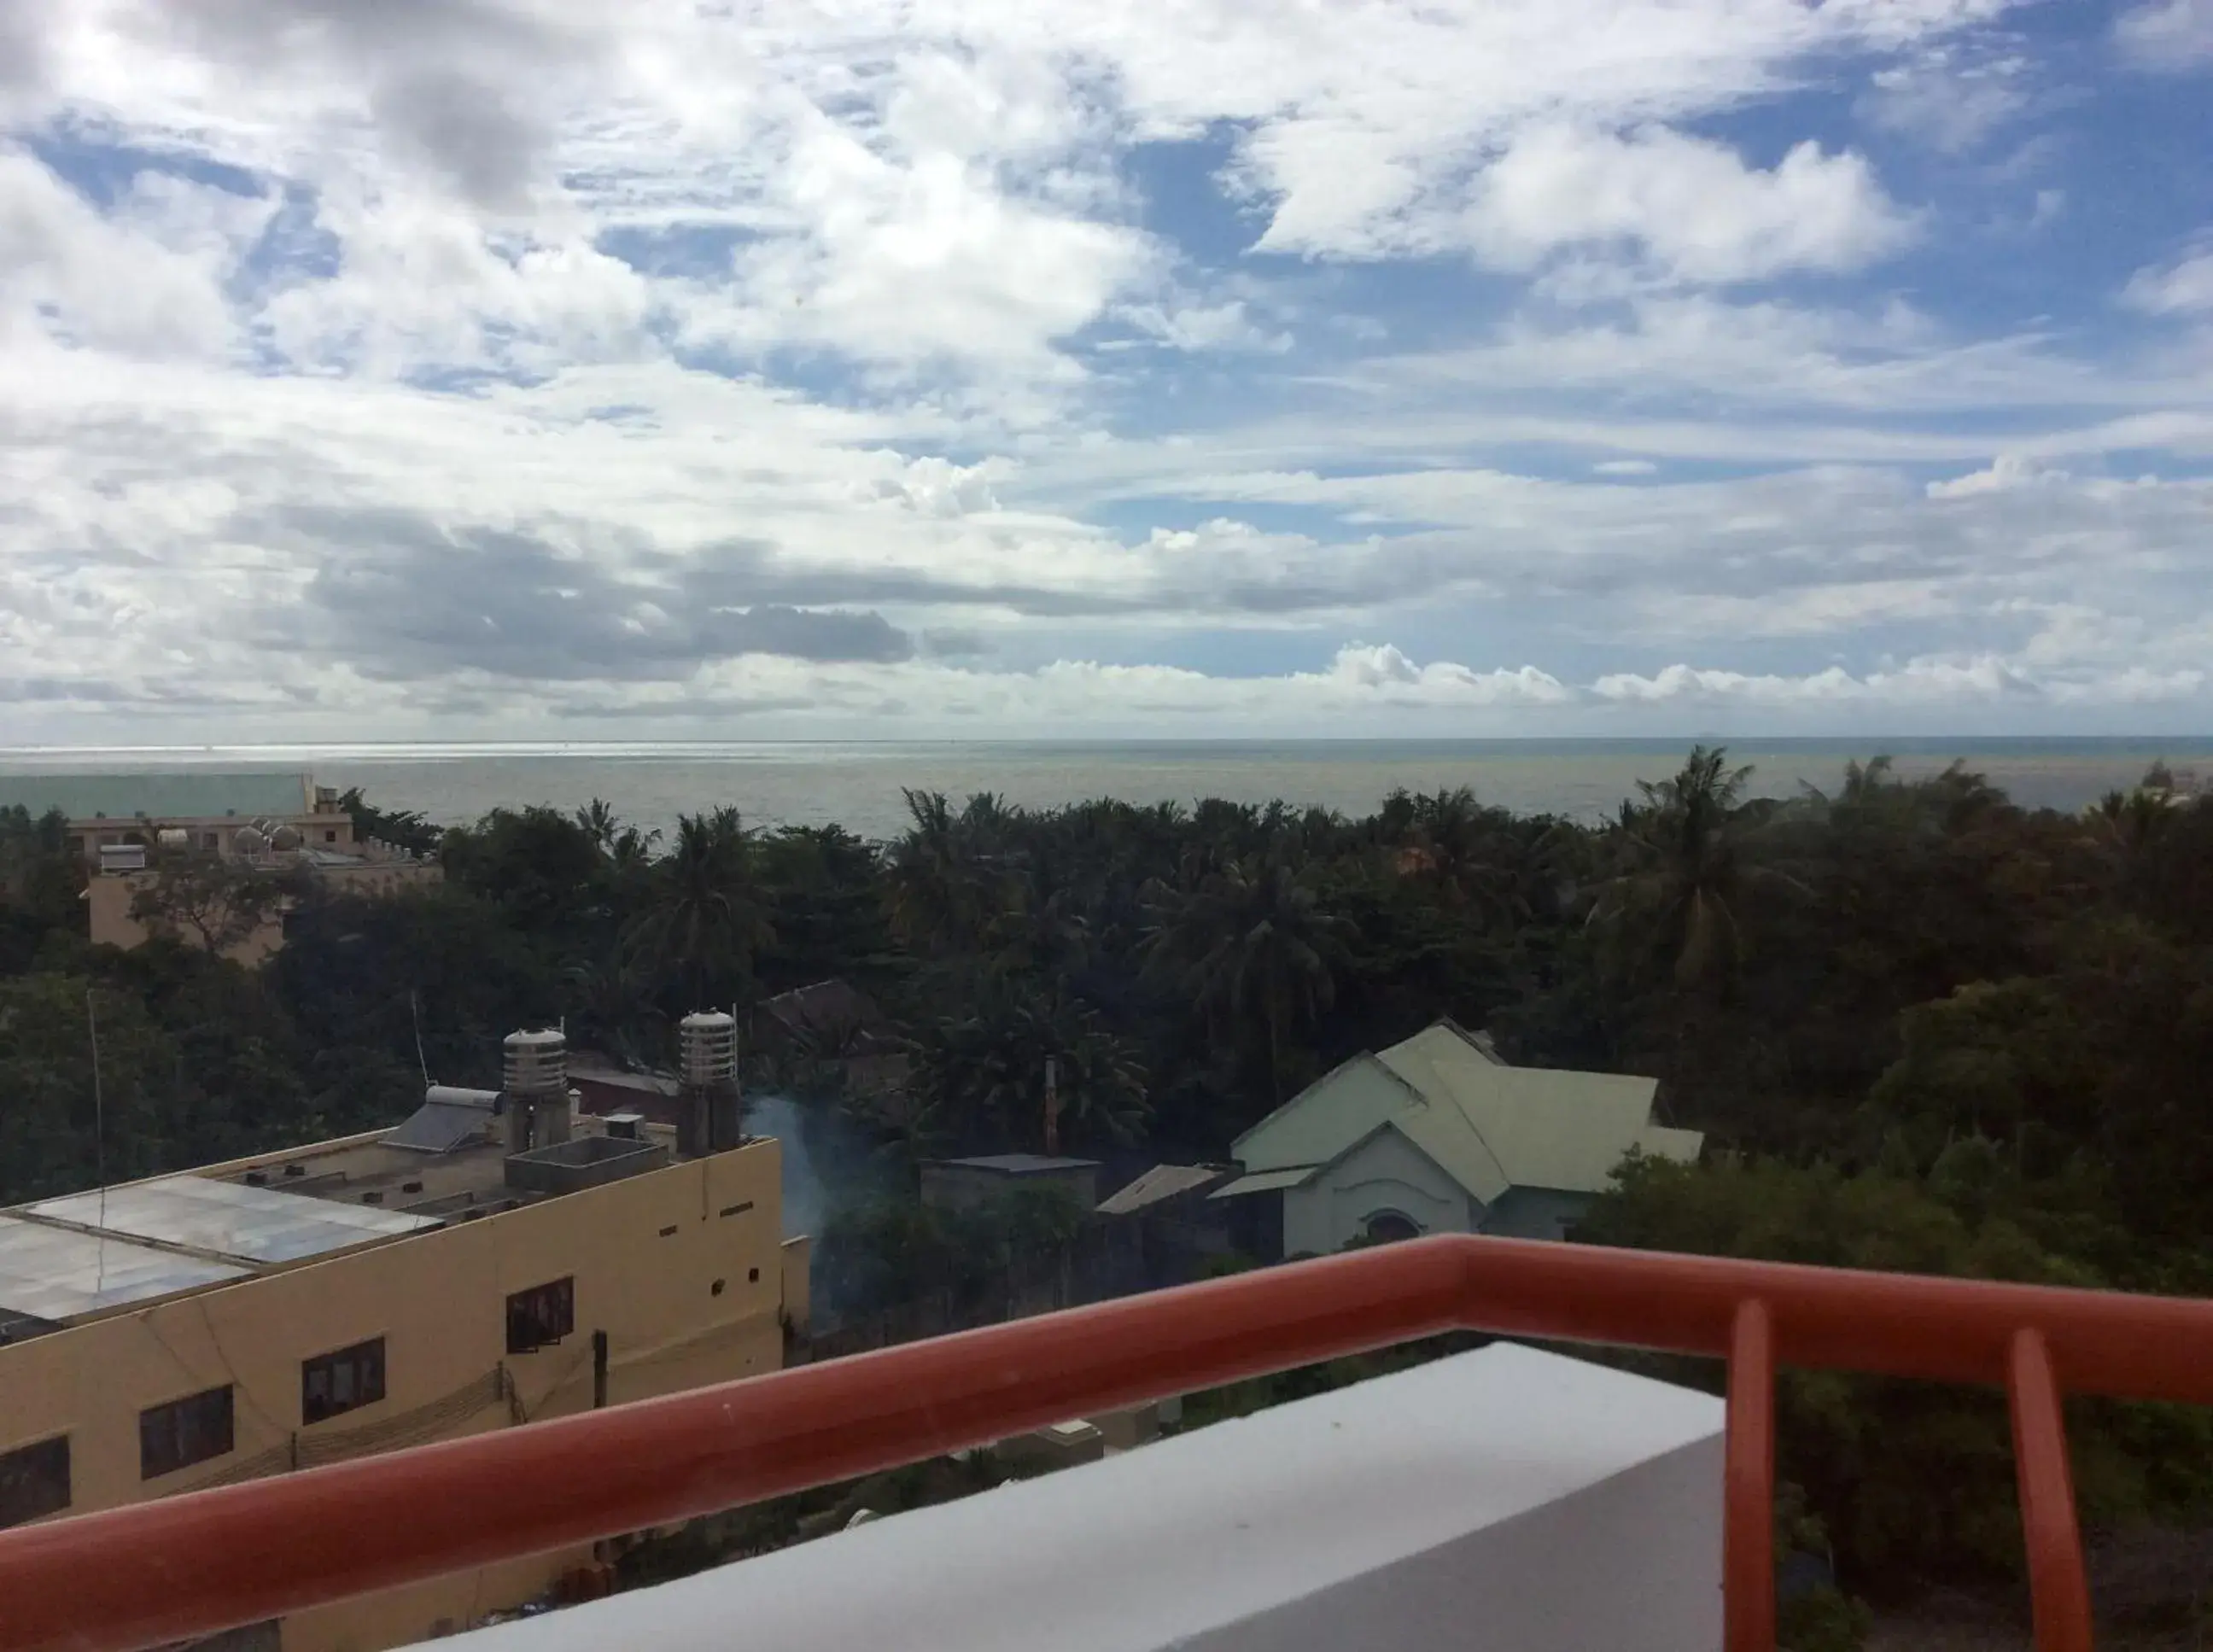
left=85, top=845, right=444, bottom=966
left=0, top=1019, right=805, bottom=1652
left=0, top=771, right=363, bottom=863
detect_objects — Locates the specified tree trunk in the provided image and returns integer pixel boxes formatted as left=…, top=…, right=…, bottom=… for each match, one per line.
left=1267, top=1001, right=1282, bottom=1106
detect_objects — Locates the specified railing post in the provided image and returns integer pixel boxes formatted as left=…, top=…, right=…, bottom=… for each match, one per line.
left=1725, top=1298, right=1775, bottom=1652
left=2008, top=1328, right=2094, bottom=1652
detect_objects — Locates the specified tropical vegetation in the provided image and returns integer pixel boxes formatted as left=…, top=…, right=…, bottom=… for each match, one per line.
left=5, top=748, right=2213, bottom=1624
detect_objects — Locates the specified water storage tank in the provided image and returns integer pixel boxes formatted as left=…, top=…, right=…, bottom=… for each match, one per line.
left=504, top=1028, right=570, bottom=1152
left=677, top=1012, right=742, bottom=1155
left=678, top=1013, right=738, bottom=1088
left=504, top=1027, right=569, bottom=1097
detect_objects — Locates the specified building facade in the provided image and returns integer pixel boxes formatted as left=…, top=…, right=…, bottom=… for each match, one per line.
left=1210, top=1020, right=1702, bottom=1257
left=0, top=1038, right=808, bottom=1651
left=0, top=771, right=444, bottom=963
left=0, top=772, right=359, bottom=864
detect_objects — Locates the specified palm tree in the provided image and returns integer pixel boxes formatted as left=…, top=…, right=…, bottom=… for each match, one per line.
left=575, top=797, right=659, bottom=871
left=907, top=984, right=1148, bottom=1154
left=628, top=808, right=774, bottom=1009
left=885, top=789, right=1009, bottom=955
left=1589, top=745, right=1802, bottom=989
left=1143, top=853, right=1354, bottom=1104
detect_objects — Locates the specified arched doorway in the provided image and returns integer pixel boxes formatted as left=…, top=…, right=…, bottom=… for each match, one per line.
left=1363, top=1210, right=1422, bottom=1245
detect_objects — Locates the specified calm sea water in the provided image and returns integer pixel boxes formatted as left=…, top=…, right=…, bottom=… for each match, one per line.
left=3, top=739, right=2209, bottom=841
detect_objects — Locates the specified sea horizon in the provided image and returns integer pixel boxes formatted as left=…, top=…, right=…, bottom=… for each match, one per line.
left=6, top=734, right=2206, bottom=840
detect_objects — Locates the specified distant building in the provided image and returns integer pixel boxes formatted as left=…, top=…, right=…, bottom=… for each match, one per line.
left=0, top=1021, right=809, bottom=1652
left=0, top=771, right=443, bottom=964
left=920, top=1154, right=1102, bottom=1213
left=0, top=771, right=358, bottom=862
left=750, top=979, right=910, bottom=1097
left=1210, top=1019, right=1702, bottom=1257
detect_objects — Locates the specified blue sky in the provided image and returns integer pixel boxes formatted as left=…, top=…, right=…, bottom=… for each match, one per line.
left=2, top=0, right=2212, bottom=742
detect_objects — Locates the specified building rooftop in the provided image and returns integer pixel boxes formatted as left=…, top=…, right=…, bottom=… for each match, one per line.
left=0, top=770, right=318, bottom=822
left=933, top=1153, right=1102, bottom=1175
left=1095, top=1164, right=1228, bottom=1215
left=0, top=1103, right=682, bottom=1336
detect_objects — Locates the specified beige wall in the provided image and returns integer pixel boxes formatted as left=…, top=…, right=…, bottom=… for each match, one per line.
left=86, top=873, right=285, bottom=966
left=85, top=860, right=441, bottom=966
left=63, top=813, right=359, bottom=863
left=0, top=1140, right=789, bottom=1650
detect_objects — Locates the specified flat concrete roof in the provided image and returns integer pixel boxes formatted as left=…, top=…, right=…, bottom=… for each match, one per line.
left=0, top=771, right=317, bottom=822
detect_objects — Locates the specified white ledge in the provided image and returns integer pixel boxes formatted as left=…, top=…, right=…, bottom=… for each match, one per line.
left=446, top=1342, right=1725, bottom=1652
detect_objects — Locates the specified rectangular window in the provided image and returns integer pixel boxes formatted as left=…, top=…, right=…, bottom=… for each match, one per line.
left=202, top=832, right=220, bottom=850
left=505, top=1277, right=575, bottom=1355
left=140, top=1386, right=234, bottom=1480
left=0, top=1436, right=69, bottom=1528
left=302, top=1337, right=387, bottom=1426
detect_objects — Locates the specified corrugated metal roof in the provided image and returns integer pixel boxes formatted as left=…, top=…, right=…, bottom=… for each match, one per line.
left=1381, top=1032, right=1674, bottom=1200
left=1095, top=1165, right=1225, bottom=1215
left=1229, top=1021, right=1699, bottom=1206
left=0, top=771, right=312, bottom=821
left=1207, top=1166, right=1322, bottom=1199
left=1231, top=1054, right=1423, bottom=1173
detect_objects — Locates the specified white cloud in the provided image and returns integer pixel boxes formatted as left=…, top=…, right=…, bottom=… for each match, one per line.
left=2124, top=249, right=2213, bottom=316
left=1463, top=126, right=1912, bottom=283
left=1858, top=45, right=2031, bottom=154
left=1925, top=454, right=2069, bottom=498
left=7, top=0, right=2213, bottom=741
left=0, top=148, right=265, bottom=359
left=1591, top=656, right=2043, bottom=705
left=2115, top=0, right=2213, bottom=70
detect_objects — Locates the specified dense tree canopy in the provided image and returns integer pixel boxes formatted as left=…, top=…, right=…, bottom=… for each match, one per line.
left=4, top=751, right=2213, bottom=1613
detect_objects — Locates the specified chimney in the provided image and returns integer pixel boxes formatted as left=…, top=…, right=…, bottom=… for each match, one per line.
left=503, top=1027, right=569, bottom=1153
left=677, top=1011, right=740, bottom=1157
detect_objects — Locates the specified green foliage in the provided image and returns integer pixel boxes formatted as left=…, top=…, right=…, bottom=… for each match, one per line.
left=1778, top=1588, right=1871, bottom=1652
left=814, top=1187, right=1089, bottom=1318
left=9, top=755, right=2213, bottom=1606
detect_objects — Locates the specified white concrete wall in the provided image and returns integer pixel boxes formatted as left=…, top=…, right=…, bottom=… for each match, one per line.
left=1283, top=1127, right=1474, bottom=1256
left=441, top=1343, right=1725, bottom=1652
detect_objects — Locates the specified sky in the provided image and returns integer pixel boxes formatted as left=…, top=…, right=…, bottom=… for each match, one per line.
left=2, top=0, right=2212, bottom=744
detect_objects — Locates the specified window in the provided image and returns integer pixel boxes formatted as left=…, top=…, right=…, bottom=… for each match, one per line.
left=302, top=1337, right=386, bottom=1425
left=202, top=832, right=220, bottom=849
left=324, top=829, right=337, bottom=843
left=1363, top=1211, right=1422, bottom=1245
left=0, top=1436, right=69, bottom=1528
left=506, top=1277, right=575, bottom=1354
left=141, top=1386, right=233, bottom=1480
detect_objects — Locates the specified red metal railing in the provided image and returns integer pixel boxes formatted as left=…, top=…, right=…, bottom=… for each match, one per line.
left=7, top=1233, right=2213, bottom=1652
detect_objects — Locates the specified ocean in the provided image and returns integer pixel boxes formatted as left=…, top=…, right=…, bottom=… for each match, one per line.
left=3, top=738, right=2208, bottom=841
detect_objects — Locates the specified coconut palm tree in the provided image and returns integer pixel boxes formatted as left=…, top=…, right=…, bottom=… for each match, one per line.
left=1588, top=746, right=1803, bottom=990
left=1143, top=852, right=1354, bottom=1104
left=906, top=984, right=1148, bottom=1154
left=885, top=789, right=1012, bottom=955
left=629, top=807, right=774, bottom=1009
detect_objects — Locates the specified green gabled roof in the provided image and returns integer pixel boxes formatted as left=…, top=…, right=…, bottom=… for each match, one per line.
left=1230, top=1019, right=1702, bottom=1205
